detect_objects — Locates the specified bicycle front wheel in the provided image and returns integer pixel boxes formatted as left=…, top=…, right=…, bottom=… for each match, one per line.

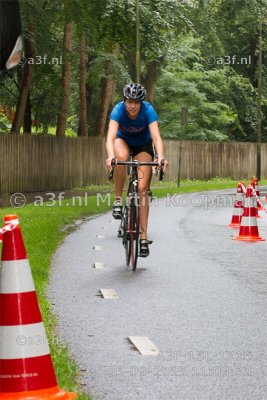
left=121, top=207, right=131, bottom=266
left=127, top=200, right=139, bottom=271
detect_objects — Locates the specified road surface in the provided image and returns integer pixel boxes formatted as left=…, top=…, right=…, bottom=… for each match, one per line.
left=48, top=188, right=267, bottom=400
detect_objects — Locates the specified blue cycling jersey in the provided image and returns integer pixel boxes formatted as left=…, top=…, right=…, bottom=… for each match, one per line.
left=109, top=101, right=158, bottom=146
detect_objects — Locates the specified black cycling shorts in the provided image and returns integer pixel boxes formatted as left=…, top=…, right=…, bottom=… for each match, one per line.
left=116, top=138, right=154, bottom=159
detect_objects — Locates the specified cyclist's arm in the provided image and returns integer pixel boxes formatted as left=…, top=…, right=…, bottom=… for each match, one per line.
left=106, top=119, right=119, bottom=159
left=149, top=121, right=164, bottom=160
left=149, top=121, right=168, bottom=171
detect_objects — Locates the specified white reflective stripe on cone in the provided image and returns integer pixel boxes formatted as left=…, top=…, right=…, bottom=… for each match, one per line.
left=241, top=184, right=246, bottom=193
left=233, top=208, right=243, bottom=216
left=243, top=198, right=256, bottom=208
left=4, top=219, right=19, bottom=225
left=0, top=322, right=50, bottom=359
left=0, top=259, right=35, bottom=294
left=240, top=217, right=257, bottom=227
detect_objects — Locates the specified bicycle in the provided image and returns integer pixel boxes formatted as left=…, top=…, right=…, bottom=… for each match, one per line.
left=109, top=156, right=164, bottom=271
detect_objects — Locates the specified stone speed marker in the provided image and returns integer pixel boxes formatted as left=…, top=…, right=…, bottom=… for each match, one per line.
left=94, top=245, right=103, bottom=250
left=93, top=262, right=106, bottom=269
left=128, top=336, right=159, bottom=356
left=100, top=289, right=119, bottom=299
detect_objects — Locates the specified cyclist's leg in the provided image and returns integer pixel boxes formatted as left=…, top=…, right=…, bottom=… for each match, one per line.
left=134, top=151, right=153, bottom=241
left=114, top=137, right=129, bottom=198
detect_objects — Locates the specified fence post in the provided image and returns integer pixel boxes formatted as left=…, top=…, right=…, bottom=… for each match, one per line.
left=177, top=108, right=188, bottom=187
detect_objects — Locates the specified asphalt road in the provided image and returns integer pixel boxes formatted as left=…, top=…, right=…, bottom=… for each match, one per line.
left=48, top=188, right=267, bottom=400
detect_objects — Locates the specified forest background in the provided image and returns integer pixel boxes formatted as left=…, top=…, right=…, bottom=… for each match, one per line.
left=0, top=0, right=266, bottom=145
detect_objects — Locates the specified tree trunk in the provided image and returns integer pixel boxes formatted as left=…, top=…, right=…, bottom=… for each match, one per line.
left=126, top=50, right=136, bottom=82
left=78, top=33, right=88, bottom=136
left=23, top=93, right=32, bottom=133
left=248, top=38, right=258, bottom=86
left=95, top=43, right=120, bottom=137
left=94, top=78, right=113, bottom=137
left=56, top=22, right=73, bottom=137
left=136, top=0, right=141, bottom=83
left=110, top=79, right=117, bottom=110
left=11, top=23, right=36, bottom=134
left=145, top=61, right=159, bottom=103
left=86, top=81, right=92, bottom=124
left=256, top=15, right=263, bottom=179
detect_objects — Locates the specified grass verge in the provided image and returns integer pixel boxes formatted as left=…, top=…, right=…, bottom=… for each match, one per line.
left=0, top=177, right=266, bottom=399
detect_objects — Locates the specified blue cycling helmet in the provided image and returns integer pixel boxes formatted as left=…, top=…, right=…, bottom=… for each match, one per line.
left=123, top=83, right=146, bottom=101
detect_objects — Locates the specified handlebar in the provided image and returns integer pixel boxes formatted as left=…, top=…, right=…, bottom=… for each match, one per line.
left=108, top=159, right=165, bottom=181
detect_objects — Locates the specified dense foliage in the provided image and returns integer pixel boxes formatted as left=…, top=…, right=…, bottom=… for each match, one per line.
left=0, top=0, right=266, bottom=141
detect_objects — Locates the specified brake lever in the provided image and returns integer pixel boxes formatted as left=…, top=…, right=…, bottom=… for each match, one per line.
left=108, top=158, right=116, bottom=181
left=159, top=159, right=165, bottom=181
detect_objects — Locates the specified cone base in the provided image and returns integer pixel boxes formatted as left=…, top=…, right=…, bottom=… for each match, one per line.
left=0, top=386, right=77, bottom=400
left=233, top=236, right=265, bottom=242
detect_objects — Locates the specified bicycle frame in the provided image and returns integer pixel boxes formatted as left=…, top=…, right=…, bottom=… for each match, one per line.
left=113, top=158, right=164, bottom=270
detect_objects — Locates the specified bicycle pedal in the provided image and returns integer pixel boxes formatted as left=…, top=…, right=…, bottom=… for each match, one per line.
left=139, top=250, right=149, bottom=258
left=148, top=190, right=153, bottom=202
left=112, top=213, right=122, bottom=220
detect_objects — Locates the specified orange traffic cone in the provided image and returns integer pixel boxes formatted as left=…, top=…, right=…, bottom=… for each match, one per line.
left=0, top=215, right=77, bottom=400
left=251, top=178, right=263, bottom=210
left=251, top=186, right=263, bottom=218
left=251, top=177, right=260, bottom=196
left=233, top=186, right=265, bottom=242
left=228, top=182, right=245, bottom=227
left=3, top=214, right=19, bottom=224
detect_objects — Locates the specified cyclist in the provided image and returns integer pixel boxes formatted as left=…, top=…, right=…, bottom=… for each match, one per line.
left=106, top=83, right=168, bottom=257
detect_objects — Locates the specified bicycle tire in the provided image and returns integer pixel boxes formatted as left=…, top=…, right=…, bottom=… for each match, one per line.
left=122, top=207, right=131, bottom=266
left=128, top=196, right=139, bottom=271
